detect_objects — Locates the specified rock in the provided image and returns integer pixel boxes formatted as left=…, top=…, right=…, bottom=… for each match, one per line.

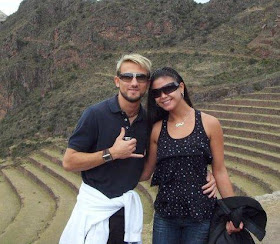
left=0, top=10, right=7, bottom=22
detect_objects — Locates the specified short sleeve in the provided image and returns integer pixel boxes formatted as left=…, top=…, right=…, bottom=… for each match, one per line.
left=68, top=106, right=98, bottom=152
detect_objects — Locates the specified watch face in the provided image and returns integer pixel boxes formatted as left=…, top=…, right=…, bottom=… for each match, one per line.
left=103, top=154, right=110, bottom=160
left=103, top=150, right=112, bottom=162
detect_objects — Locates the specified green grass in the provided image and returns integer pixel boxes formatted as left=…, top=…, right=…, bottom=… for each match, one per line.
left=0, top=167, right=56, bottom=244
left=21, top=162, right=77, bottom=244
left=227, top=170, right=268, bottom=197
left=0, top=174, right=21, bottom=235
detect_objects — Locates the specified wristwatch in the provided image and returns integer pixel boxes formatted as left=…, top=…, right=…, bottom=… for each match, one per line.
left=102, top=148, right=113, bottom=162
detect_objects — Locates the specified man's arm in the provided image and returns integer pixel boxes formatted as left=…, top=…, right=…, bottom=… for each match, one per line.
left=63, top=127, right=143, bottom=172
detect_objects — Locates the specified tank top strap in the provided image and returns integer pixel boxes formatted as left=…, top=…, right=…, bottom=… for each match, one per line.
left=158, top=118, right=168, bottom=141
left=194, top=109, right=207, bottom=137
left=160, top=118, right=168, bottom=136
left=193, top=109, right=200, bottom=129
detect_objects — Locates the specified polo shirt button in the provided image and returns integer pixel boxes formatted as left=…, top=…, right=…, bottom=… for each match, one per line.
left=124, top=118, right=128, bottom=121
left=126, top=126, right=129, bottom=129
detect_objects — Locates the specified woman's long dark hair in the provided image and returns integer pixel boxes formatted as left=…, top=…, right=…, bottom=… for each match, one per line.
left=146, top=67, right=193, bottom=140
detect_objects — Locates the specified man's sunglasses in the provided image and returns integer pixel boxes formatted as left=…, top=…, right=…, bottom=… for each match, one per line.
left=118, top=73, right=149, bottom=83
left=150, top=81, right=180, bottom=98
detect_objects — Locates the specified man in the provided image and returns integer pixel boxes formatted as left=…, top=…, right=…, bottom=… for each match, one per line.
left=60, top=54, right=216, bottom=244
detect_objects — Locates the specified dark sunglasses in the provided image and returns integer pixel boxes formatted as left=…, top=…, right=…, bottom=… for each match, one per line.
left=150, top=81, right=180, bottom=98
left=118, top=73, right=149, bottom=83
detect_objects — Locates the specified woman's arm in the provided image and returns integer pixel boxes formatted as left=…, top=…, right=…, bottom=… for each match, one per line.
left=206, top=114, right=243, bottom=234
left=203, top=113, right=234, bottom=197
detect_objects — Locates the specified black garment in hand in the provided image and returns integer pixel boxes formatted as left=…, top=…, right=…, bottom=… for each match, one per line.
left=208, top=196, right=267, bottom=244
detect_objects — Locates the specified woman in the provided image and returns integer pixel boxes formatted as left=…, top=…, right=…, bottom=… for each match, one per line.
left=141, top=67, right=242, bottom=244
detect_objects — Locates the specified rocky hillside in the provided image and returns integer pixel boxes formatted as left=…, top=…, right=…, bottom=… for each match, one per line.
left=0, top=0, right=279, bottom=157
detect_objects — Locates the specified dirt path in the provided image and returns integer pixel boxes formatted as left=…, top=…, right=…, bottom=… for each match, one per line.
left=255, top=191, right=280, bottom=244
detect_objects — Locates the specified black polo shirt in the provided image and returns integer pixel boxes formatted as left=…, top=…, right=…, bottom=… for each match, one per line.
left=68, top=95, right=147, bottom=198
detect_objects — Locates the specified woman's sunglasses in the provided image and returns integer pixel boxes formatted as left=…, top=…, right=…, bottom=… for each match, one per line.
left=150, top=81, right=180, bottom=99
left=118, top=73, right=149, bottom=83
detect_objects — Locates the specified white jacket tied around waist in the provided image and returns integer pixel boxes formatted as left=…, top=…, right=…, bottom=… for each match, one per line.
left=59, top=182, right=143, bottom=244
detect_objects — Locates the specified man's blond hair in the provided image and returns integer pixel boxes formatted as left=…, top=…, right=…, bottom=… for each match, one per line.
left=116, top=53, right=152, bottom=76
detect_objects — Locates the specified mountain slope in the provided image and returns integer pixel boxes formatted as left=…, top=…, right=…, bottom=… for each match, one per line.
left=0, top=0, right=279, bottom=157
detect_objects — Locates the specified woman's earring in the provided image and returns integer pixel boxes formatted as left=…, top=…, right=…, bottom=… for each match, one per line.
left=181, top=92, right=184, bottom=97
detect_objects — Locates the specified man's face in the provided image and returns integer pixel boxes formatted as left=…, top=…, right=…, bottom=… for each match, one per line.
left=114, top=61, right=150, bottom=103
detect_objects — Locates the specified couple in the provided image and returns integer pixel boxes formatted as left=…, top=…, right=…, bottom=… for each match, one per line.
left=60, top=54, right=242, bottom=244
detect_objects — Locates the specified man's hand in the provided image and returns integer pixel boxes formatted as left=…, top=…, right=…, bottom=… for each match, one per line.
left=110, top=127, right=144, bottom=160
left=202, top=171, right=217, bottom=198
left=226, top=221, right=244, bottom=234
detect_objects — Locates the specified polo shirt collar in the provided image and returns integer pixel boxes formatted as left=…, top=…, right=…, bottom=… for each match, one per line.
left=108, top=95, right=122, bottom=113
left=108, top=95, right=145, bottom=121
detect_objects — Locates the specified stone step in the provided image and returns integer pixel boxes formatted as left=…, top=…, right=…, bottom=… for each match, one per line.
left=41, top=147, right=64, bottom=162
left=0, top=172, right=21, bottom=235
left=28, top=154, right=81, bottom=192
left=225, top=154, right=280, bottom=187
left=199, top=104, right=280, bottom=116
left=232, top=184, right=247, bottom=197
left=226, top=158, right=279, bottom=193
left=220, top=99, right=280, bottom=108
left=18, top=164, right=59, bottom=202
left=220, top=119, right=280, bottom=133
left=36, top=149, right=82, bottom=177
left=37, top=150, right=62, bottom=166
left=37, top=149, right=83, bottom=177
left=224, top=135, right=280, bottom=154
left=227, top=168, right=269, bottom=197
left=242, top=93, right=280, bottom=100
left=0, top=167, right=56, bottom=243
left=225, top=143, right=280, bottom=166
left=263, top=86, right=280, bottom=93
left=139, top=180, right=158, bottom=203
left=201, top=109, right=280, bottom=124
left=22, top=162, right=77, bottom=244
left=223, top=127, right=280, bottom=144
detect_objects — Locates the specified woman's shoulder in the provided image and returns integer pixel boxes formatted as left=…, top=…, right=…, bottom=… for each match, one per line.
left=154, top=119, right=163, bottom=127
left=200, top=111, right=222, bottom=136
left=151, top=120, right=163, bottom=142
left=152, top=120, right=163, bottom=133
left=200, top=111, right=220, bottom=126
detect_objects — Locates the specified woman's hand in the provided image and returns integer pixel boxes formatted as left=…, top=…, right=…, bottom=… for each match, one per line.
left=226, top=221, right=244, bottom=234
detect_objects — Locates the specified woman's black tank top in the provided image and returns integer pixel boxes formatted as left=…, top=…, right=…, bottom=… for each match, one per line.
left=151, top=110, right=216, bottom=221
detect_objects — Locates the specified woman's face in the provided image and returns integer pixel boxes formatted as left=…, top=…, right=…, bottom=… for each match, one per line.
left=151, top=76, right=184, bottom=111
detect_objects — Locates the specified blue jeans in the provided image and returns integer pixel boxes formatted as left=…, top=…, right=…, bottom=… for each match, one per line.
left=153, top=212, right=210, bottom=244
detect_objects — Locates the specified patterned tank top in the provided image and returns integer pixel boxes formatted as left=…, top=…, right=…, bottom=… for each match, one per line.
left=151, top=110, right=216, bottom=221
